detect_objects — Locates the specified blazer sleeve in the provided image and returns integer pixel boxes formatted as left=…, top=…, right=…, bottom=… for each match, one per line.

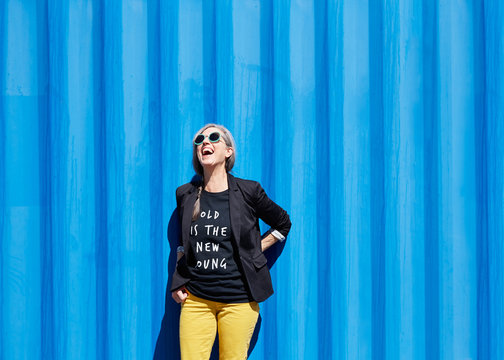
left=169, top=187, right=190, bottom=292
left=175, top=187, right=184, bottom=247
left=254, top=183, right=292, bottom=239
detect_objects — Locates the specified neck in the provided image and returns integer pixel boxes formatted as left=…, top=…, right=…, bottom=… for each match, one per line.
left=202, top=166, right=228, bottom=192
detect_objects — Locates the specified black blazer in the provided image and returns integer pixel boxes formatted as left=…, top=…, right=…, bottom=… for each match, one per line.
left=170, top=173, right=292, bottom=302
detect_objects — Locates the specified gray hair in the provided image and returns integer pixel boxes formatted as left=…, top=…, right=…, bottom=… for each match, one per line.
left=191, top=124, right=236, bottom=220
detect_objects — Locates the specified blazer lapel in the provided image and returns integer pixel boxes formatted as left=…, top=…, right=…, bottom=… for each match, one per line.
left=227, top=173, right=242, bottom=248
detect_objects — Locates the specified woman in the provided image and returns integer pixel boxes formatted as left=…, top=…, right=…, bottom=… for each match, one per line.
left=170, top=124, right=291, bottom=359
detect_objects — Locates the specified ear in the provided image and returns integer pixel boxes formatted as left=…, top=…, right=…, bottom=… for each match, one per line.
left=225, top=147, right=233, bottom=159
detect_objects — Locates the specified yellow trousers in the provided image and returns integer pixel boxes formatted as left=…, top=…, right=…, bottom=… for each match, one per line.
left=179, top=292, right=260, bottom=360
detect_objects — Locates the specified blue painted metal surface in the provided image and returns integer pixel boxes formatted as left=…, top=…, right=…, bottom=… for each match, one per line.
left=1, top=1, right=503, bottom=359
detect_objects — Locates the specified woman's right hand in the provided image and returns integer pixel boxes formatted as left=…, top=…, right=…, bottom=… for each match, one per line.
left=172, top=287, right=188, bottom=303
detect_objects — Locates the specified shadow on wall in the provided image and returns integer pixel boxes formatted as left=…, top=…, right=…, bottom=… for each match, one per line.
left=153, top=187, right=286, bottom=359
left=152, top=208, right=183, bottom=359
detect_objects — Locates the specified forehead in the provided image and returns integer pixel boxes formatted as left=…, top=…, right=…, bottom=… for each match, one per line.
left=201, top=127, right=220, bottom=135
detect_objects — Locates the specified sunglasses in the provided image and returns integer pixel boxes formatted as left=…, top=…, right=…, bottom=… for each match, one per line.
left=194, top=132, right=221, bottom=145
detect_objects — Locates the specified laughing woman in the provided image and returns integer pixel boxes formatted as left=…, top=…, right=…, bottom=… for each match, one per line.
left=170, top=124, right=291, bottom=360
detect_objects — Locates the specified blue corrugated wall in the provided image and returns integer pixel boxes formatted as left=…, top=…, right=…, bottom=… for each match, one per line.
left=1, top=1, right=503, bottom=359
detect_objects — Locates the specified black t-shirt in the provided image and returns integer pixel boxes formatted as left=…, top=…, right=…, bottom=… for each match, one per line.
left=185, top=189, right=252, bottom=303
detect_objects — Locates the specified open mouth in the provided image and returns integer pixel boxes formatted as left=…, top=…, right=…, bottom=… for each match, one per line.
left=202, top=148, right=214, bottom=156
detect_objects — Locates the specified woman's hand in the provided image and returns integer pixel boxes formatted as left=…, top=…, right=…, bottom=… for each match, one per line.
left=172, top=287, right=188, bottom=303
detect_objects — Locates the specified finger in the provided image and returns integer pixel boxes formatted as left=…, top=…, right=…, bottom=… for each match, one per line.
left=172, top=292, right=181, bottom=303
left=179, top=290, right=188, bottom=301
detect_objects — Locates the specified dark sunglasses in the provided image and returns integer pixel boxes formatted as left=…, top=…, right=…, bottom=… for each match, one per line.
left=194, top=132, right=221, bottom=145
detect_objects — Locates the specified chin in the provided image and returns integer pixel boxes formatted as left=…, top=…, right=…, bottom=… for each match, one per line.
left=199, top=159, right=215, bottom=167
left=201, top=159, right=227, bottom=171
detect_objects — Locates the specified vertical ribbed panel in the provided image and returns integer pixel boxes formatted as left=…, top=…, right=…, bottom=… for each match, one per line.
left=0, top=2, right=4, bottom=356
left=103, top=1, right=124, bottom=358
left=2, top=1, right=45, bottom=359
left=422, top=1, right=440, bottom=359
left=438, top=1, right=478, bottom=358
left=482, top=1, right=504, bottom=359
left=343, top=1, right=372, bottom=358
left=313, top=0, right=331, bottom=358
left=1, top=1, right=503, bottom=359
left=369, top=1, right=386, bottom=359
left=92, top=2, right=108, bottom=359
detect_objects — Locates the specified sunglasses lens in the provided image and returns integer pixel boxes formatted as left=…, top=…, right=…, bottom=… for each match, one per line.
left=194, top=134, right=205, bottom=145
left=209, top=132, right=220, bottom=142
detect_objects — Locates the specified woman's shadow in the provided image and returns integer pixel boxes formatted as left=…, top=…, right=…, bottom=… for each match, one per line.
left=153, top=202, right=286, bottom=359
